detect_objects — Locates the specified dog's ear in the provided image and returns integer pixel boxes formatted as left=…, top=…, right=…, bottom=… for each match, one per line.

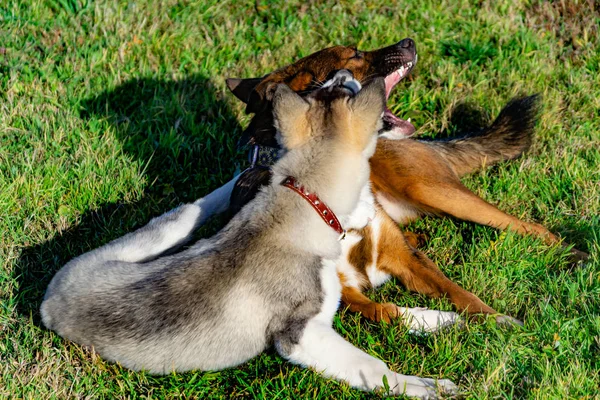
left=272, top=84, right=310, bottom=149
left=226, top=77, right=264, bottom=104
left=350, top=77, right=386, bottom=124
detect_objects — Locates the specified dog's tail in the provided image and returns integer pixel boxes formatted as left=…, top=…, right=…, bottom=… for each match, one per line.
left=428, top=95, right=540, bottom=177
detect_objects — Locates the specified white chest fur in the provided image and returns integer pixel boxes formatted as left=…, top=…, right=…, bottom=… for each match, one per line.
left=316, top=259, right=343, bottom=324
left=335, top=183, right=392, bottom=289
left=343, top=182, right=376, bottom=230
left=318, top=182, right=376, bottom=320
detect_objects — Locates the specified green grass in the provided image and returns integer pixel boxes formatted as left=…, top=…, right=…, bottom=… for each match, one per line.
left=1, top=0, right=599, bottom=398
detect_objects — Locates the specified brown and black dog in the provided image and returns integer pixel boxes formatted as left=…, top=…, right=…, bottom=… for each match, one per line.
left=225, top=39, right=588, bottom=324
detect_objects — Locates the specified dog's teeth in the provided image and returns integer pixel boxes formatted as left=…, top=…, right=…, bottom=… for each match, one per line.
left=407, top=118, right=411, bottom=123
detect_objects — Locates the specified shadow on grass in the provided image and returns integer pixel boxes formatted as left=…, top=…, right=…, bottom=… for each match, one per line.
left=555, top=218, right=597, bottom=256
left=13, top=74, right=242, bottom=324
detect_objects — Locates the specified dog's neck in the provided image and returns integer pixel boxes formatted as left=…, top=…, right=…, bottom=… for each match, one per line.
left=281, top=176, right=345, bottom=236
left=270, top=160, right=372, bottom=259
left=248, top=144, right=281, bottom=168
left=272, top=149, right=370, bottom=219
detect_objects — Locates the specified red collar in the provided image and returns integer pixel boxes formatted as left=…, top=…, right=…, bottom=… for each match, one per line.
left=282, top=176, right=346, bottom=239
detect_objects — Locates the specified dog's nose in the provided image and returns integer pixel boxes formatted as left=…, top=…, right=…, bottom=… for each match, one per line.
left=332, top=69, right=354, bottom=84
left=331, top=69, right=360, bottom=94
left=398, top=38, right=415, bottom=50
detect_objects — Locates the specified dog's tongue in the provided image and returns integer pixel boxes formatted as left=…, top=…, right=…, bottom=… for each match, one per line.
left=384, top=70, right=403, bottom=99
left=383, top=107, right=416, bottom=137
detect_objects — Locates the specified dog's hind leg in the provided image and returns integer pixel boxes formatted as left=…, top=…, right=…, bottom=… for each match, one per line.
left=374, top=211, right=522, bottom=326
left=276, top=317, right=458, bottom=398
left=83, top=175, right=239, bottom=264
left=405, top=181, right=589, bottom=262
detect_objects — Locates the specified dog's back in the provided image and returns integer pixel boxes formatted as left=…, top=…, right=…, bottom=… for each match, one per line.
left=41, top=194, right=332, bottom=372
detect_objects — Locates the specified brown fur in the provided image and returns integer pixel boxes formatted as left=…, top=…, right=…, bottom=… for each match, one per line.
left=346, top=225, right=373, bottom=283
left=227, top=41, right=415, bottom=147
left=375, top=209, right=499, bottom=319
left=226, top=41, right=588, bottom=325
left=370, top=138, right=581, bottom=251
left=341, top=207, right=500, bottom=323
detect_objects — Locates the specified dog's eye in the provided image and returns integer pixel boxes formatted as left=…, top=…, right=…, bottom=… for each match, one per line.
left=350, top=51, right=363, bottom=60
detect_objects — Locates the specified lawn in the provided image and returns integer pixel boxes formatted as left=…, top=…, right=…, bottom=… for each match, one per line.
left=1, top=0, right=599, bottom=398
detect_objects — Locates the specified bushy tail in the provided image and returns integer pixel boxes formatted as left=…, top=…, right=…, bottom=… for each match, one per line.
left=429, top=95, right=540, bottom=177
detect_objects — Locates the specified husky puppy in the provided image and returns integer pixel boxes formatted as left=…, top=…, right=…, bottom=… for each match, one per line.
left=41, top=71, right=457, bottom=398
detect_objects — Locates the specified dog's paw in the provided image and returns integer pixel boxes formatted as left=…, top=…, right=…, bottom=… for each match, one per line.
left=495, top=314, right=524, bottom=328
left=387, top=374, right=458, bottom=399
left=402, top=307, right=462, bottom=334
left=358, top=302, right=403, bottom=323
left=569, top=247, right=589, bottom=264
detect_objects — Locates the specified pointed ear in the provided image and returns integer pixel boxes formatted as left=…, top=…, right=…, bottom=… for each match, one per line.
left=272, top=84, right=310, bottom=149
left=350, top=77, right=386, bottom=124
left=226, top=77, right=264, bottom=104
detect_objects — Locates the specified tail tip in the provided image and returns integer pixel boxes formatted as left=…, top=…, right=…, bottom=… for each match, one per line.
left=494, top=93, right=542, bottom=141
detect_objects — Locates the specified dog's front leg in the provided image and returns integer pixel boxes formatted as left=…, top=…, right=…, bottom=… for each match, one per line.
left=193, top=174, right=240, bottom=220
left=86, top=175, right=240, bottom=264
left=275, top=318, right=457, bottom=398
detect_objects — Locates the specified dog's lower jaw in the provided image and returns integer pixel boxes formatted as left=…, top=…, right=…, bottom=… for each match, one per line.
left=380, top=111, right=416, bottom=137
left=379, top=59, right=416, bottom=138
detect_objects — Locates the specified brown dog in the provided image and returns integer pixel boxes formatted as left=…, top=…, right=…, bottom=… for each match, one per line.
left=225, top=39, right=588, bottom=324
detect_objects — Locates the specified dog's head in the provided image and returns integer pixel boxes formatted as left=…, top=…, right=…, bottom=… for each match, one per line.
left=227, top=38, right=417, bottom=146
left=271, top=70, right=385, bottom=206
left=273, top=69, right=384, bottom=156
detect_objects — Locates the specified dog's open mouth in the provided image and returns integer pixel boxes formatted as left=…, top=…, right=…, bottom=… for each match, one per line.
left=381, top=60, right=416, bottom=137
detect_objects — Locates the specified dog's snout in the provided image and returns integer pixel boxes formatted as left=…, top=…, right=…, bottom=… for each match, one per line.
left=316, top=69, right=360, bottom=95
left=332, top=69, right=354, bottom=84
left=398, top=38, right=415, bottom=50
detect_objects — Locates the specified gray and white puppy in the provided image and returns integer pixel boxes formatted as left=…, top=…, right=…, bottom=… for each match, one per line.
left=41, top=71, right=455, bottom=398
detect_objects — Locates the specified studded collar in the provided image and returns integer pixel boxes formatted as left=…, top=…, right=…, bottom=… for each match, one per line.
left=281, top=176, right=346, bottom=239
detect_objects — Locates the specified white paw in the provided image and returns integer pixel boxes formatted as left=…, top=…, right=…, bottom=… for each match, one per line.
left=353, top=358, right=395, bottom=391
left=402, top=307, right=461, bottom=334
left=496, top=314, right=524, bottom=327
left=388, top=374, right=458, bottom=399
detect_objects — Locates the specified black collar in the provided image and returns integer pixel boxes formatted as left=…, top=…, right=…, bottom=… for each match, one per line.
left=248, top=145, right=281, bottom=168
